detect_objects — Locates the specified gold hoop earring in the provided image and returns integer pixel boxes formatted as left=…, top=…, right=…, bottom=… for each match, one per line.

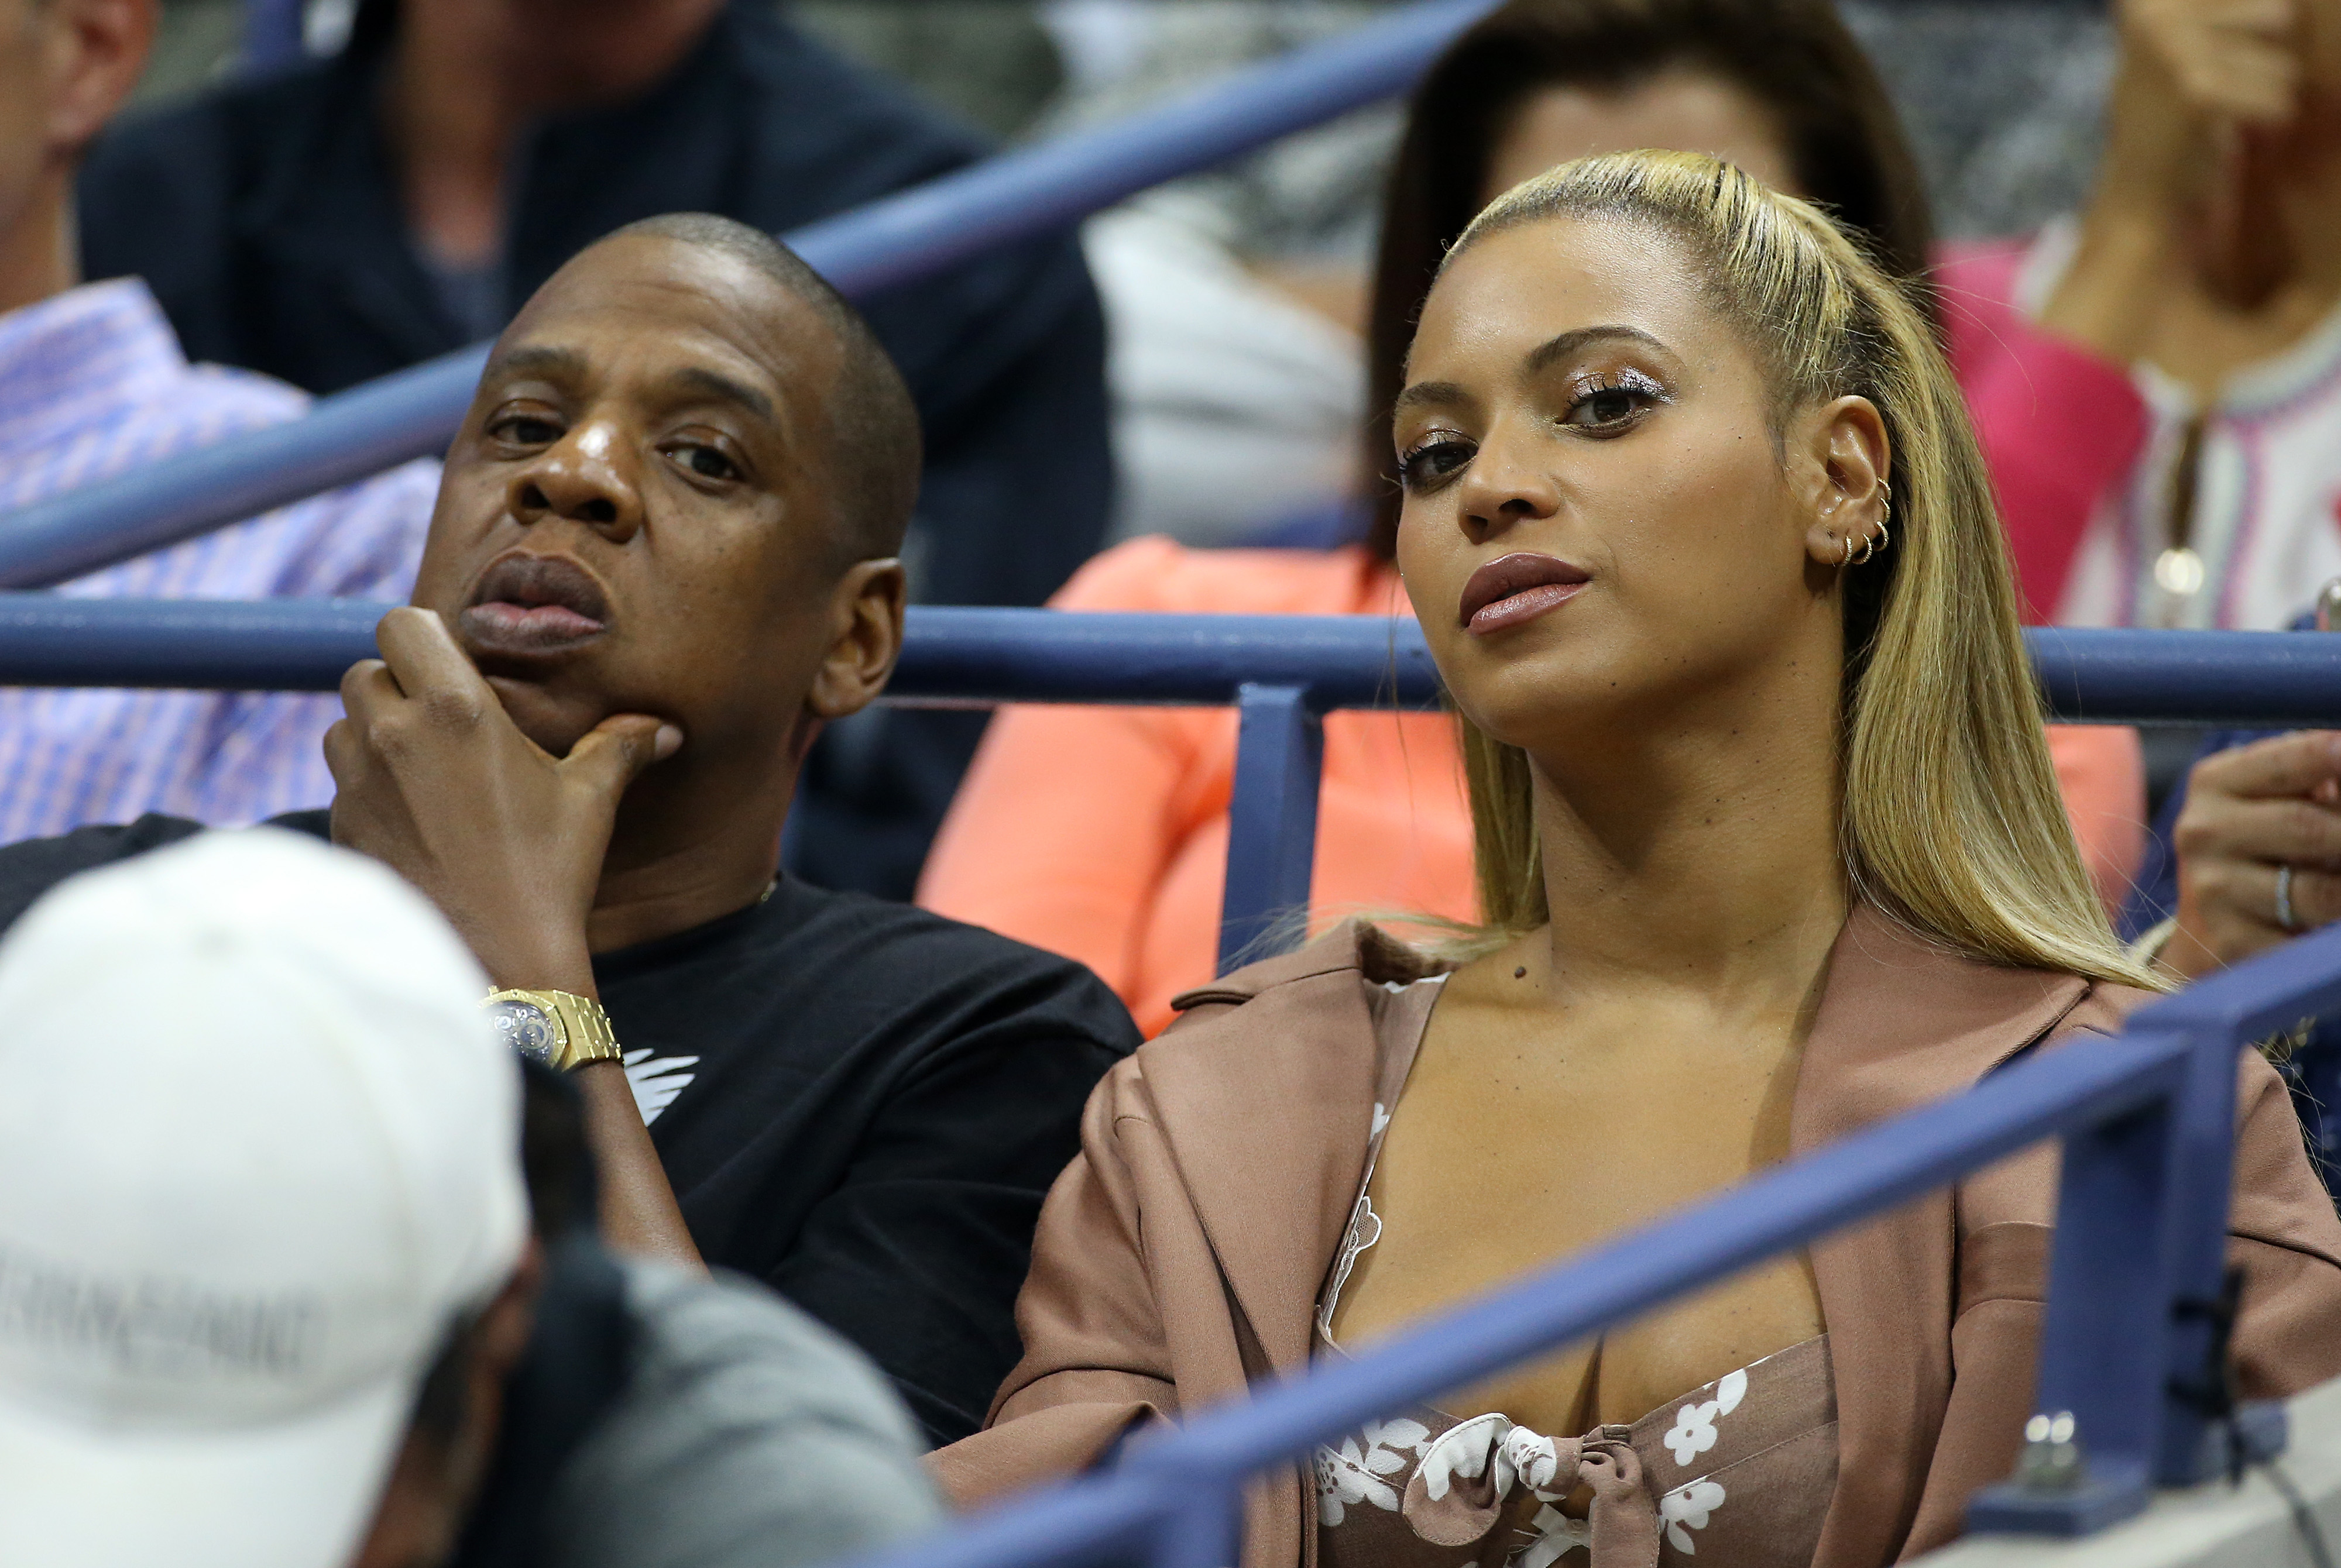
left=1851, top=483, right=1893, bottom=566
left=1839, top=532, right=1856, bottom=568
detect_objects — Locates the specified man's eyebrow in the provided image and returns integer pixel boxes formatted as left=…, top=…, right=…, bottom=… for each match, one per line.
left=1525, top=324, right=1669, bottom=373
left=669, top=366, right=775, bottom=423
left=483, top=345, right=586, bottom=383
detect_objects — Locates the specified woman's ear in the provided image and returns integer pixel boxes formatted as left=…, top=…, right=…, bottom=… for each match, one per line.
left=1798, top=395, right=1892, bottom=569
left=806, top=558, right=907, bottom=721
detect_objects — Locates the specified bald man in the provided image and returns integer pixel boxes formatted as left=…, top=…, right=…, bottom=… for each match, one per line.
left=0, top=214, right=1139, bottom=1447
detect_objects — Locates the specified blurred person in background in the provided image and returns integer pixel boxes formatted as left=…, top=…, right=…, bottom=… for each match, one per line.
left=75, top=0, right=1114, bottom=902
left=1947, top=0, right=2341, bottom=634
left=0, top=828, right=941, bottom=1568
left=0, top=828, right=536, bottom=1568
left=451, top=1060, right=941, bottom=1568
left=0, top=0, right=435, bottom=841
left=921, top=0, right=2148, bottom=1037
left=0, top=214, right=1138, bottom=1448
left=1934, top=0, right=2341, bottom=973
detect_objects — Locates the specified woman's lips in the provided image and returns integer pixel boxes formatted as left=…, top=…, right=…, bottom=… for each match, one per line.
left=1458, top=552, right=1592, bottom=634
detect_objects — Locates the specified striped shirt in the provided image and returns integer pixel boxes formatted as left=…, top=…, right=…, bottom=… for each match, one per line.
left=0, top=279, right=435, bottom=843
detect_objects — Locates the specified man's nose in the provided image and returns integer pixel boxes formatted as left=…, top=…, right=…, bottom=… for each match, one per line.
left=509, top=423, right=643, bottom=542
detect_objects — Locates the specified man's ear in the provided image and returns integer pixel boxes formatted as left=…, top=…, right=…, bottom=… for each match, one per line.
left=44, top=0, right=155, bottom=156
left=806, top=557, right=906, bottom=721
left=1797, top=394, right=1892, bottom=568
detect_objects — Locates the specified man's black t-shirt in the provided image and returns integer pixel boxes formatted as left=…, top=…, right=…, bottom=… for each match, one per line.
left=0, top=812, right=1140, bottom=1445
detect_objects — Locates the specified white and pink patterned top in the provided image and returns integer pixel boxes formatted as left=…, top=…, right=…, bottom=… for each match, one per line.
left=0, top=278, right=435, bottom=841
left=1944, top=224, right=2341, bottom=632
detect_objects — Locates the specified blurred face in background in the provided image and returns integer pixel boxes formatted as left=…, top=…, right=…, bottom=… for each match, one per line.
left=401, top=0, right=725, bottom=110
left=0, top=1, right=46, bottom=232
left=1479, top=68, right=1801, bottom=206
left=0, top=0, right=152, bottom=311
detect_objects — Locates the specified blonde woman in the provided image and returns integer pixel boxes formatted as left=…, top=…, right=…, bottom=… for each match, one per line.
left=932, top=154, right=2341, bottom=1568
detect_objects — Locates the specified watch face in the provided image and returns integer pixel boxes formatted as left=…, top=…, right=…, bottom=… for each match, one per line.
left=485, top=999, right=558, bottom=1065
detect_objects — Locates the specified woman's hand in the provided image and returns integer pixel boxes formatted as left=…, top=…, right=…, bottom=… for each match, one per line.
left=2044, top=0, right=2306, bottom=372
left=2162, top=731, right=2341, bottom=979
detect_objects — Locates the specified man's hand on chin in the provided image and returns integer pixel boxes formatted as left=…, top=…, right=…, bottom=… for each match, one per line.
left=327, top=608, right=704, bottom=1269
left=325, top=606, right=681, bottom=992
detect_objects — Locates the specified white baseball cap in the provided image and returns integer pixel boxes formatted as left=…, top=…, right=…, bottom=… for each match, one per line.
left=0, top=828, right=529, bottom=1568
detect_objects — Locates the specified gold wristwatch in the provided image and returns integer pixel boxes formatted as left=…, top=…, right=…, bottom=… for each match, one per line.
left=482, top=988, right=624, bottom=1072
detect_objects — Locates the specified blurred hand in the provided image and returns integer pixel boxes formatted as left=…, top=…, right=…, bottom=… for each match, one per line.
left=2164, top=731, right=2341, bottom=979
left=325, top=606, right=681, bottom=989
left=2123, top=0, right=2302, bottom=126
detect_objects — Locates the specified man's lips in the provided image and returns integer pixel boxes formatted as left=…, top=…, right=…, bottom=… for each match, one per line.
left=1458, top=552, right=1592, bottom=634
left=459, top=553, right=612, bottom=655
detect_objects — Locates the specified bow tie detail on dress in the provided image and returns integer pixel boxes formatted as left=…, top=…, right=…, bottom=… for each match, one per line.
left=1401, top=1413, right=1660, bottom=1568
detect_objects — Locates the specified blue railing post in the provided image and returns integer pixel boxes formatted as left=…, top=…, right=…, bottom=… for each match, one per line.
left=1969, top=1048, right=2186, bottom=1534
left=2151, top=1025, right=2250, bottom=1485
left=241, top=0, right=306, bottom=73
left=1219, top=683, right=1324, bottom=973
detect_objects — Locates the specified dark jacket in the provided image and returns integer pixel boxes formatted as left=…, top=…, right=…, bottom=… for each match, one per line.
left=77, top=0, right=1114, bottom=899
left=0, top=810, right=1142, bottom=1445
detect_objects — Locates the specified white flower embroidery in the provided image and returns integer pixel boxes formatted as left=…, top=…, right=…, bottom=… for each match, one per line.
left=1313, top=1438, right=1402, bottom=1525
left=1660, top=1480, right=1727, bottom=1554
left=1662, top=1404, right=1717, bottom=1467
left=623, top=1048, right=700, bottom=1125
left=1660, top=1367, right=1749, bottom=1467
left=1364, top=1418, right=1430, bottom=1457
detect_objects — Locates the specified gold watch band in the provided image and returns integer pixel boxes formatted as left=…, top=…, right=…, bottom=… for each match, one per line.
left=482, top=987, right=625, bottom=1072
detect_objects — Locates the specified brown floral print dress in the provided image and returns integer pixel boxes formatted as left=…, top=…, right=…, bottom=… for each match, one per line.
left=1311, top=978, right=1841, bottom=1568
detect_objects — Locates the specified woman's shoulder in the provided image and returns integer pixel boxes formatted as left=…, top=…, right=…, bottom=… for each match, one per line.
left=1050, top=536, right=1386, bottom=615
left=1162, top=919, right=1450, bottom=1023
left=2046, top=978, right=2160, bottom=1040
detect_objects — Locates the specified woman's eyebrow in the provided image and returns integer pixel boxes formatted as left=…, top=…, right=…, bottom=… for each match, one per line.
left=1393, top=380, right=1470, bottom=417
left=1525, top=324, right=1668, bottom=373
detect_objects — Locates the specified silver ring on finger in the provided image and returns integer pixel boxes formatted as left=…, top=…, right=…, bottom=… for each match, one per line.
left=2277, top=863, right=2302, bottom=934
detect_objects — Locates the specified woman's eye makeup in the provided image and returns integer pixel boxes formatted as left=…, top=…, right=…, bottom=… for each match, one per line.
left=1395, top=429, right=1476, bottom=492
left=1559, top=367, right=1670, bottom=432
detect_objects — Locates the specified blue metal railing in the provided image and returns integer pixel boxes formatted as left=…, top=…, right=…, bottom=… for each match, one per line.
left=828, top=926, right=2341, bottom=1568
left=0, top=0, right=1498, bottom=592
left=8, top=599, right=2341, bottom=966
left=239, top=0, right=306, bottom=73
left=4, top=593, right=2339, bottom=1549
